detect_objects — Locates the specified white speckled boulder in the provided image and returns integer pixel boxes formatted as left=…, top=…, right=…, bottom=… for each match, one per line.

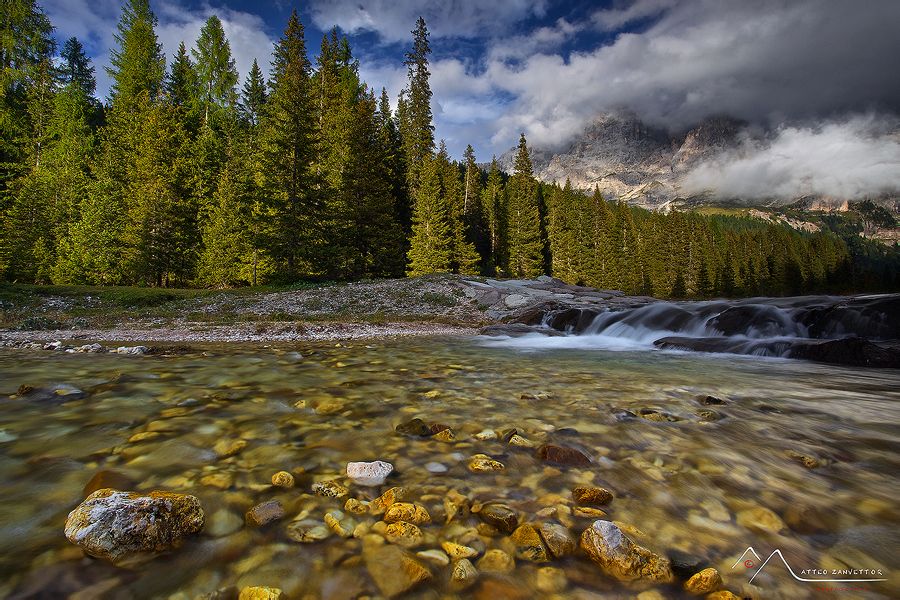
left=64, top=488, right=204, bottom=562
left=346, top=460, right=394, bottom=486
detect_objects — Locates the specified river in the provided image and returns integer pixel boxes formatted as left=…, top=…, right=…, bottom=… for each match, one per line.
left=0, top=335, right=897, bottom=598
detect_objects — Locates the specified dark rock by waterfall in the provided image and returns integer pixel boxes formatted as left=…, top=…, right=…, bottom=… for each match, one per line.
left=488, top=292, right=900, bottom=368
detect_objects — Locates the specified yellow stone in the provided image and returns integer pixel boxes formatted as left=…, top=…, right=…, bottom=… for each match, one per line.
left=271, top=471, right=294, bottom=488
left=384, top=502, right=432, bottom=525
left=684, top=567, right=722, bottom=595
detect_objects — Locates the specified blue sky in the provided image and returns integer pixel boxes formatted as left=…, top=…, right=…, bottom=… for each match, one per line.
left=40, top=0, right=900, bottom=160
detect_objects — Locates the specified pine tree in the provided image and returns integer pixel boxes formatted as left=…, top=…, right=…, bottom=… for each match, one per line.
left=259, top=9, right=320, bottom=278
left=400, top=17, right=434, bottom=195
left=166, top=42, right=200, bottom=123
left=407, top=154, right=451, bottom=276
left=505, top=134, right=544, bottom=278
left=107, top=0, right=165, bottom=107
left=343, top=90, right=404, bottom=277
left=480, top=157, right=505, bottom=274
left=0, top=0, right=55, bottom=227
left=239, top=59, right=267, bottom=128
left=60, top=37, right=95, bottom=97
left=376, top=87, right=409, bottom=240
left=435, top=142, right=479, bottom=274
left=192, top=15, right=238, bottom=126
left=462, top=144, right=486, bottom=269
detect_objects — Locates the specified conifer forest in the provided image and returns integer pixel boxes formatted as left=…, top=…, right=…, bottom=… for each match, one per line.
left=1, top=0, right=897, bottom=297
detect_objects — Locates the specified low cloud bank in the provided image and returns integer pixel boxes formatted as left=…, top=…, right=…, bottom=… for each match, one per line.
left=680, top=115, right=900, bottom=201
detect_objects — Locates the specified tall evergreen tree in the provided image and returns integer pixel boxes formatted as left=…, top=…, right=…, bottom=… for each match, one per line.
left=505, top=134, right=544, bottom=278
left=107, top=0, right=165, bottom=107
left=239, top=59, right=266, bottom=128
left=192, top=15, right=238, bottom=125
left=407, top=154, right=451, bottom=276
left=59, top=37, right=95, bottom=97
left=480, top=157, right=505, bottom=274
left=259, top=9, right=319, bottom=278
left=400, top=17, right=434, bottom=195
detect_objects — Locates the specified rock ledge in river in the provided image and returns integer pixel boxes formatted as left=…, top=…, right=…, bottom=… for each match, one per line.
left=64, top=488, right=204, bottom=562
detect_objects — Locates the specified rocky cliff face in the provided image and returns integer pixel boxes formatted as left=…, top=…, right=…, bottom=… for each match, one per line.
left=499, top=112, right=897, bottom=212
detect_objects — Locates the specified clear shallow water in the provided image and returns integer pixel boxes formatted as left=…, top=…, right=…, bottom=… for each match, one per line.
left=0, top=338, right=898, bottom=599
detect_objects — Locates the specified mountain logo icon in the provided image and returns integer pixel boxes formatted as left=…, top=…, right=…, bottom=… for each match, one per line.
left=731, top=546, right=887, bottom=584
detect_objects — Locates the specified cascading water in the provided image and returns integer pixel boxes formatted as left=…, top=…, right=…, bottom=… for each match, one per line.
left=483, top=294, right=900, bottom=367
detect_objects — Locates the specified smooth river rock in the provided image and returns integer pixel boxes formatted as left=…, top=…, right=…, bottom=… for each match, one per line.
left=580, top=520, right=673, bottom=584
left=64, top=489, right=204, bottom=562
left=346, top=460, right=394, bottom=486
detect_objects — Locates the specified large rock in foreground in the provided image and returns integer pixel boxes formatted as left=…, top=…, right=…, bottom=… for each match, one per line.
left=65, top=488, right=204, bottom=562
left=580, top=520, right=673, bottom=584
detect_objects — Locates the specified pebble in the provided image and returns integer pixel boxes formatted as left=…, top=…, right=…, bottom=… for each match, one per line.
left=508, top=434, right=536, bottom=448
left=536, top=444, right=591, bottom=466
left=384, top=502, right=432, bottom=525
left=510, top=524, right=550, bottom=562
left=736, top=506, right=786, bottom=534
left=213, top=439, right=247, bottom=458
left=416, top=549, right=451, bottom=566
left=285, top=519, right=332, bottom=543
left=476, top=548, right=515, bottom=573
left=684, top=567, right=722, bottom=595
left=432, top=428, right=456, bottom=442
left=384, top=521, right=424, bottom=547
left=474, top=429, right=497, bottom=441
left=238, top=587, right=282, bottom=600
left=324, top=510, right=357, bottom=538
left=539, top=523, right=577, bottom=558
left=312, top=480, right=349, bottom=498
left=395, top=418, right=432, bottom=437
left=451, top=558, right=479, bottom=590
left=346, top=460, right=394, bottom=486
left=468, top=454, right=505, bottom=473
left=572, top=486, right=613, bottom=505
left=477, top=503, right=519, bottom=533
left=370, top=487, right=408, bottom=514
left=270, top=471, right=294, bottom=488
left=344, top=498, right=371, bottom=515
left=425, top=462, right=448, bottom=473
left=441, top=541, right=480, bottom=559
left=245, top=500, right=285, bottom=527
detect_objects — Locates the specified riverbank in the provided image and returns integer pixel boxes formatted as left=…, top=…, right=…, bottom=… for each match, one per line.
left=0, top=275, right=649, bottom=346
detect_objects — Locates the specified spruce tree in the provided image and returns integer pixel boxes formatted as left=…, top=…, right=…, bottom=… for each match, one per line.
left=480, top=157, right=505, bottom=274
left=505, top=134, right=544, bottom=278
left=401, top=17, right=434, bottom=195
left=60, top=37, right=95, bottom=97
left=166, top=42, right=200, bottom=125
left=239, top=59, right=267, bottom=128
left=107, top=0, right=165, bottom=107
left=259, top=9, right=319, bottom=278
left=407, top=154, right=451, bottom=276
left=192, top=15, right=238, bottom=126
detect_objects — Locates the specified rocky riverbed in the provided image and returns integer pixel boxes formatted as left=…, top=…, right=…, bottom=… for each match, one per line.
left=1, top=337, right=897, bottom=599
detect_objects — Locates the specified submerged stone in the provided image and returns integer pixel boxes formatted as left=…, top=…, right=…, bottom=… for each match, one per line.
left=384, top=502, right=432, bottom=525
left=245, top=500, right=285, bottom=527
left=683, top=567, right=722, bottom=594
left=346, top=460, right=394, bottom=486
left=572, top=486, right=613, bottom=506
left=536, top=444, right=591, bottom=466
left=477, top=503, right=519, bottom=533
left=451, top=558, right=479, bottom=590
left=395, top=418, right=432, bottom=437
left=468, top=454, right=505, bottom=472
left=476, top=548, right=515, bottom=573
left=312, top=480, right=349, bottom=498
left=64, top=489, right=204, bottom=563
left=270, top=471, right=294, bottom=488
left=510, top=524, right=550, bottom=562
left=364, top=544, right=432, bottom=598
left=580, top=520, right=673, bottom=584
